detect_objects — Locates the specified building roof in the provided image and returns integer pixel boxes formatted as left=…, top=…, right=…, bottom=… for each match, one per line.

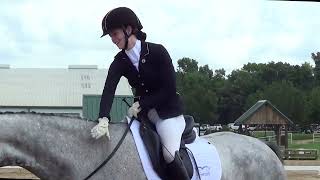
left=234, top=100, right=293, bottom=125
left=0, top=65, right=132, bottom=107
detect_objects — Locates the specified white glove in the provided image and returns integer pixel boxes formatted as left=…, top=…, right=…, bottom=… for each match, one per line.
left=128, top=101, right=141, bottom=118
left=90, top=117, right=110, bottom=140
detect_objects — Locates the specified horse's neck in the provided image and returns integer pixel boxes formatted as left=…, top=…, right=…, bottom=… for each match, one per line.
left=0, top=114, right=117, bottom=179
left=1, top=143, right=54, bottom=178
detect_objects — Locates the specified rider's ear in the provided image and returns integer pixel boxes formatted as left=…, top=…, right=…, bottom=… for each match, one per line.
left=125, top=26, right=132, bottom=35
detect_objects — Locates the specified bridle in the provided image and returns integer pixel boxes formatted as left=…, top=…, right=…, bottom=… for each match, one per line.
left=83, top=98, right=134, bottom=180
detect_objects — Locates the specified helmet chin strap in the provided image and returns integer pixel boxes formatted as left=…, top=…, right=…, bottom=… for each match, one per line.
left=122, top=27, right=130, bottom=50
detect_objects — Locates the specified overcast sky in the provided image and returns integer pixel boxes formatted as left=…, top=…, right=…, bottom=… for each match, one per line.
left=0, top=0, right=319, bottom=74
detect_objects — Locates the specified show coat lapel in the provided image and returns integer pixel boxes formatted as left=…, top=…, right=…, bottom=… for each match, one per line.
left=140, top=41, right=149, bottom=63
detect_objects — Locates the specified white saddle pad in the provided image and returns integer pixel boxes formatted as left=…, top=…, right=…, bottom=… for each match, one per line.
left=127, top=117, right=222, bottom=180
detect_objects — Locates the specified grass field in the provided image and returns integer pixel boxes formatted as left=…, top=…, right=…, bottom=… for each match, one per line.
left=252, top=131, right=320, bottom=159
left=288, top=143, right=320, bottom=150
left=288, top=143, right=320, bottom=159
left=252, top=131, right=275, bottom=138
left=291, top=133, right=314, bottom=140
left=252, top=131, right=315, bottom=141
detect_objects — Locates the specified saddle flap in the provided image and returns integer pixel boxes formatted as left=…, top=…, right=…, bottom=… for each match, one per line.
left=180, top=147, right=194, bottom=178
left=139, top=120, right=194, bottom=179
left=139, top=121, right=167, bottom=179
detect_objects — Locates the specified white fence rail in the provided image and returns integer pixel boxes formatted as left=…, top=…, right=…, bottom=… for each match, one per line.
left=313, top=133, right=320, bottom=143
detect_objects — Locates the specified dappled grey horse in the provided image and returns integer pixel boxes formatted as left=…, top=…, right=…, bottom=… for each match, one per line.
left=0, top=113, right=286, bottom=180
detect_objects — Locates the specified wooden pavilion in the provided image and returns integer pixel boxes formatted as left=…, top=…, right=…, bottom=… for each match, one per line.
left=234, top=100, right=294, bottom=149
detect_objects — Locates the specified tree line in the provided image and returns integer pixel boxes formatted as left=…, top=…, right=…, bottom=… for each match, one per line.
left=176, top=52, right=320, bottom=129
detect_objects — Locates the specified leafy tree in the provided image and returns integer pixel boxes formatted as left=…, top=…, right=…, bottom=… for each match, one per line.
left=242, top=61, right=314, bottom=90
left=289, top=63, right=314, bottom=90
left=246, top=81, right=306, bottom=125
left=217, top=69, right=262, bottom=124
left=312, top=52, right=320, bottom=86
left=176, top=58, right=219, bottom=124
left=177, top=57, right=198, bottom=73
left=199, top=65, right=213, bottom=79
left=175, top=53, right=319, bottom=127
left=306, top=87, right=320, bottom=125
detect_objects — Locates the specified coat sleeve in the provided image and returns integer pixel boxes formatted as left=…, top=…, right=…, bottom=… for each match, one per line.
left=99, top=61, right=122, bottom=119
left=139, top=45, right=177, bottom=109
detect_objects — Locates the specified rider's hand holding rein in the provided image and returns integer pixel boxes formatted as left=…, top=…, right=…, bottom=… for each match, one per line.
left=128, top=101, right=141, bottom=118
left=91, top=117, right=110, bottom=140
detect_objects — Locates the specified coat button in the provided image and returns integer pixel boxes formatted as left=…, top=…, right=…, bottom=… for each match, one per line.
left=141, top=59, right=146, bottom=63
left=138, top=75, right=141, bottom=78
left=141, top=83, right=144, bottom=86
left=145, top=89, right=149, bottom=93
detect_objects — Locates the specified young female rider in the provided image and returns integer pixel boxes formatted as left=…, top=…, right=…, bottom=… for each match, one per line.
left=90, top=7, right=189, bottom=179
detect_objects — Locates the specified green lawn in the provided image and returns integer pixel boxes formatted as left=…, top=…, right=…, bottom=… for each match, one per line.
left=253, top=131, right=314, bottom=141
left=288, top=142, right=320, bottom=159
left=288, top=143, right=320, bottom=150
left=252, top=132, right=320, bottom=159
left=252, top=131, right=275, bottom=138
left=291, top=133, right=313, bottom=140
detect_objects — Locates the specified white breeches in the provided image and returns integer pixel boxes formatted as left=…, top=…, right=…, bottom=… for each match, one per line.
left=147, top=108, right=186, bottom=163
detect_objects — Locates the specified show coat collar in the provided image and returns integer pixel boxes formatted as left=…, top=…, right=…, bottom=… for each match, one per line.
left=116, top=41, right=150, bottom=61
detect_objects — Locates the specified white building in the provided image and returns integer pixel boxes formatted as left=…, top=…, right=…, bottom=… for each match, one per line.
left=0, top=64, right=132, bottom=117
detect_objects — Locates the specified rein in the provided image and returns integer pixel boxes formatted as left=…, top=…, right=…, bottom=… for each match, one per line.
left=83, top=99, right=134, bottom=180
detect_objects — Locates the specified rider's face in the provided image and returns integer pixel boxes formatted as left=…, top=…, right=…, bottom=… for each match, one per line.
left=109, top=28, right=126, bottom=49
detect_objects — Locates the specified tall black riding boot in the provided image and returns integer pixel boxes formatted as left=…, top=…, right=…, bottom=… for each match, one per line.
left=166, top=151, right=190, bottom=180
